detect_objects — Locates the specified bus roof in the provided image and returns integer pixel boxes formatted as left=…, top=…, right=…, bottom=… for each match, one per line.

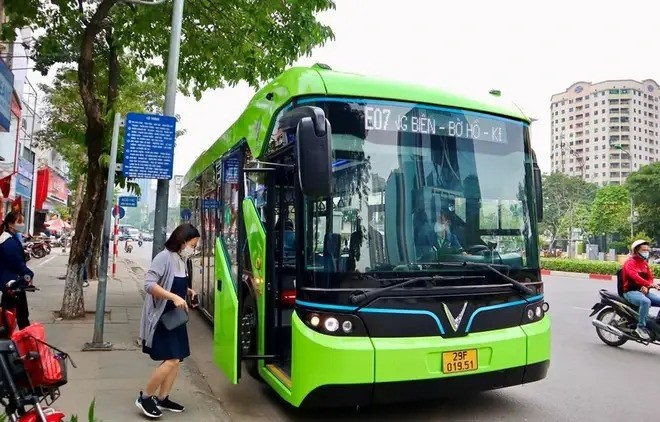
left=183, top=64, right=530, bottom=186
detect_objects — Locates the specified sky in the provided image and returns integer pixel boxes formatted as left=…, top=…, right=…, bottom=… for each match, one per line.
left=26, top=0, right=660, bottom=175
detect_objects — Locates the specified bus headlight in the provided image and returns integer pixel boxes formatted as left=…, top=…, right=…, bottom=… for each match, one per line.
left=298, top=309, right=367, bottom=336
left=341, top=320, right=353, bottom=333
left=523, top=301, right=546, bottom=324
left=324, top=317, right=339, bottom=332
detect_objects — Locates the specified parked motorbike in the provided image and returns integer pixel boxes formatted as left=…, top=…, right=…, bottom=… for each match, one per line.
left=0, top=279, right=73, bottom=421
left=590, top=288, right=660, bottom=346
left=28, top=242, right=49, bottom=260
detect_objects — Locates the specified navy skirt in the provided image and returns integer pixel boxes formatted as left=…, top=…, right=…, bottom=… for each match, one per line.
left=142, top=276, right=190, bottom=361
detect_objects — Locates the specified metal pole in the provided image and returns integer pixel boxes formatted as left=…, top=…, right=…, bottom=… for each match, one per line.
left=112, top=199, right=118, bottom=277
left=152, top=0, right=185, bottom=259
left=84, top=112, right=121, bottom=351
left=628, top=152, right=633, bottom=238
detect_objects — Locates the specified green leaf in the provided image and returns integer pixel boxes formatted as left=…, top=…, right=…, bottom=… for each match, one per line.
left=88, top=397, right=96, bottom=422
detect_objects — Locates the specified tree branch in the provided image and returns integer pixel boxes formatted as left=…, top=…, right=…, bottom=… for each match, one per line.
left=105, top=27, right=119, bottom=114
left=78, top=0, right=118, bottom=127
left=76, top=0, right=90, bottom=25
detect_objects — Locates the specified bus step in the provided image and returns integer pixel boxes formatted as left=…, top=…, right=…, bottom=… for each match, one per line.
left=243, top=354, right=277, bottom=360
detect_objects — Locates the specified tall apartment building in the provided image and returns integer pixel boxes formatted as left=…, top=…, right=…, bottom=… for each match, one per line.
left=550, top=79, right=660, bottom=186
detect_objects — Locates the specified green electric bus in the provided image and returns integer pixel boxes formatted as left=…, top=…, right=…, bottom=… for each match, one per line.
left=180, top=64, right=550, bottom=408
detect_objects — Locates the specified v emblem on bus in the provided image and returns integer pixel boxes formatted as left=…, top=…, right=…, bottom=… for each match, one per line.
left=442, top=302, right=468, bottom=332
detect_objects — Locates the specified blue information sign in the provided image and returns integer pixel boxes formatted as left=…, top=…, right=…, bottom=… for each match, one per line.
left=224, top=157, right=239, bottom=183
left=180, top=208, right=192, bottom=220
left=0, top=59, right=13, bottom=132
left=112, top=206, right=126, bottom=219
left=123, top=113, right=176, bottom=179
left=119, top=196, right=138, bottom=207
left=202, top=198, right=219, bottom=209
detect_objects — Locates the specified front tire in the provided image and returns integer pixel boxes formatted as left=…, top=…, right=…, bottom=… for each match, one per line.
left=596, top=308, right=628, bottom=347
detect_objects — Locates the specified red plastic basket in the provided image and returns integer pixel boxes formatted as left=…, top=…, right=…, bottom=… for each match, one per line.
left=11, top=323, right=73, bottom=388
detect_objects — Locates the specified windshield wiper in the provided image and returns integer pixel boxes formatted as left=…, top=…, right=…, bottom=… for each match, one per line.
left=412, top=261, right=535, bottom=296
left=349, top=275, right=458, bottom=305
left=458, top=262, right=534, bottom=296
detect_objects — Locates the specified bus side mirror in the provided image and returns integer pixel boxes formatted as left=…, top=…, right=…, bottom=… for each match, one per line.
left=534, top=166, right=543, bottom=222
left=295, top=107, right=333, bottom=198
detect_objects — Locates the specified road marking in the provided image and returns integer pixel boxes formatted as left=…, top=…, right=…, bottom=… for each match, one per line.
left=38, top=256, right=56, bottom=267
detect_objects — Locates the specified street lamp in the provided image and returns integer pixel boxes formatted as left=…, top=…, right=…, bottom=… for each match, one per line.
left=610, top=143, right=634, bottom=238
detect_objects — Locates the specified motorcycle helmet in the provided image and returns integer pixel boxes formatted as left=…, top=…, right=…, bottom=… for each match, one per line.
left=631, top=239, right=649, bottom=253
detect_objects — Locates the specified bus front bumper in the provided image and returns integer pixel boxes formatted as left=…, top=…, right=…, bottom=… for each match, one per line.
left=300, top=360, right=549, bottom=408
left=291, top=314, right=550, bottom=408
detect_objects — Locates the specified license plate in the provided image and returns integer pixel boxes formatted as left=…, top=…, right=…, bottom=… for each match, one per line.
left=442, top=349, right=478, bottom=374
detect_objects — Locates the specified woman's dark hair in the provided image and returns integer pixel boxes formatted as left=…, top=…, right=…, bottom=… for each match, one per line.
left=164, top=223, right=201, bottom=252
left=1, top=212, right=20, bottom=234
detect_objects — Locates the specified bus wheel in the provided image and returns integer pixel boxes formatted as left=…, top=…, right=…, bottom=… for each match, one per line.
left=240, top=293, right=261, bottom=381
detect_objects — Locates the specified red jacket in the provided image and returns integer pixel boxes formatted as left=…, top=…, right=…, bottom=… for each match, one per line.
left=622, top=255, right=655, bottom=292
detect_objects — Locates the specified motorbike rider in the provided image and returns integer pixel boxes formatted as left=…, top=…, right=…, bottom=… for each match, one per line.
left=125, top=237, right=133, bottom=252
left=622, top=239, right=658, bottom=340
left=0, top=212, right=34, bottom=329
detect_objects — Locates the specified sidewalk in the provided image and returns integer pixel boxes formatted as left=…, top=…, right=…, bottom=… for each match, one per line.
left=28, top=252, right=230, bottom=421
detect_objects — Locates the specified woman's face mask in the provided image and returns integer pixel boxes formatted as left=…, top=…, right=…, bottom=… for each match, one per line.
left=11, top=223, right=25, bottom=233
left=180, top=243, right=195, bottom=258
left=640, top=251, right=650, bottom=260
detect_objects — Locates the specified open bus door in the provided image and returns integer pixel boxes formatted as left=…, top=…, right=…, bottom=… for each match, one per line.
left=213, top=237, right=241, bottom=384
left=213, top=150, right=245, bottom=385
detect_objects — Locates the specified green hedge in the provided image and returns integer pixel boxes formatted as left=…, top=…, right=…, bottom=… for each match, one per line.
left=540, top=258, right=660, bottom=276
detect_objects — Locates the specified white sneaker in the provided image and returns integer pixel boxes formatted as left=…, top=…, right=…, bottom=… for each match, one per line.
left=635, top=327, right=651, bottom=340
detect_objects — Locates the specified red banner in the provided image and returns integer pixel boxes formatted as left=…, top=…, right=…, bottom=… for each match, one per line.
left=47, top=171, right=68, bottom=203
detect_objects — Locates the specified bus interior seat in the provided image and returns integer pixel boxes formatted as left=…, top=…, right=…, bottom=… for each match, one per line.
left=275, top=219, right=296, bottom=257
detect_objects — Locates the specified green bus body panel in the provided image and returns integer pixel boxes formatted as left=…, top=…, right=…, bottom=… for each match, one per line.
left=289, top=312, right=375, bottom=407
left=213, top=237, right=239, bottom=384
left=242, top=199, right=267, bottom=362
left=182, top=65, right=531, bottom=186
left=242, top=198, right=266, bottom=282
left=281, top=315, right=550, bottom=407
left=521, top=315, right=552, bottom=364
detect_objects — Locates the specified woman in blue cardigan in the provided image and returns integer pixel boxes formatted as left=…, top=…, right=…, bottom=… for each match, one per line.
left=0, top=212, right=34, bottom=329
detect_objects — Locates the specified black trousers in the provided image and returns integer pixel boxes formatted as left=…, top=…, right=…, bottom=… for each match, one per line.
left=1, top=291, right=30, bottom=330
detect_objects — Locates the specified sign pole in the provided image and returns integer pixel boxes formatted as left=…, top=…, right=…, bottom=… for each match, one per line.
left=84, top=112, right=121, bottom=351
left=112, top=200, right=118, bottom=277
left=152, top=0, right=185, bottom=260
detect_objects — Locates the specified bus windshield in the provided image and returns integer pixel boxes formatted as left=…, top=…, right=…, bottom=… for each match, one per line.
left=301, top=98, right=538, bottom=275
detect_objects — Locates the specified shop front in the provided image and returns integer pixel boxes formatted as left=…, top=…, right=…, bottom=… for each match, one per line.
left=34, top=166, right=69, bottom=234
left=0, top=85, right=21, bottom=223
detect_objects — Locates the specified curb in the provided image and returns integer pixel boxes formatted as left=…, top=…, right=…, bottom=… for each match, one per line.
left=541, top=269, right=660, bottom=282
left=541, top=269, right=614, bottom=281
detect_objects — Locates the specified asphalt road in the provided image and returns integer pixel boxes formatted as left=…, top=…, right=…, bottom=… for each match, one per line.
left=123, top=246, right=658, bottom=420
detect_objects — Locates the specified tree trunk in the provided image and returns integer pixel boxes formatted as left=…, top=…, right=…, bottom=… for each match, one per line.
left=60, top=127, right=107, bottom=319
left=89, top=228, right=102, bottom=280
left=70, top=173, right=86, bottom=229
left=60, top=0, right=118, bottom=319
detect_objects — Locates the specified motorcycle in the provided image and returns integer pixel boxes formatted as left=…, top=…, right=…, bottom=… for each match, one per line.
left=0, top=278, right=72, bottom=421
left=590, top=288, right=660, bottom=346
left=137, top=240, right=143, bottom=247
left=28, top=242, right=49, bottom=260
left=124, top=240, right=133, bottom=254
